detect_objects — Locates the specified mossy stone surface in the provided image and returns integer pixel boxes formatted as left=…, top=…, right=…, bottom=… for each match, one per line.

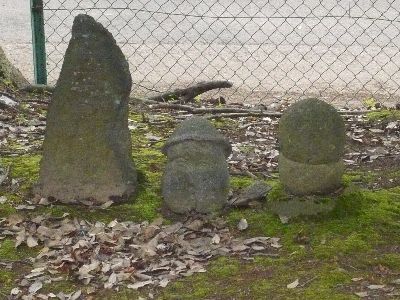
left=35, top=14, right=137, bottom=204
left=162, top=117, right=231, bottom=214
left=162, top=116, right=231, bottom=157
left=279, top=154, right=344, bottom=196
left=267, top=197, right=337, bottom=218
left=279, top=98, right=345, bottom=197
left=279, top=98, right=345, bottom=164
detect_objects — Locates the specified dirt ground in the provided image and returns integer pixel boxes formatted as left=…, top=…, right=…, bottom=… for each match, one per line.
left=0, top=85, right=400, bottom=299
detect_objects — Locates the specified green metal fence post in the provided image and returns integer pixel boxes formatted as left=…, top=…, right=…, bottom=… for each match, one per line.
left=30, top=0, right=47, bottom=85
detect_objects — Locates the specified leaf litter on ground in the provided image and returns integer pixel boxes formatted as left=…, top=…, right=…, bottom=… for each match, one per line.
left=1, top=212, right=280, bottom=299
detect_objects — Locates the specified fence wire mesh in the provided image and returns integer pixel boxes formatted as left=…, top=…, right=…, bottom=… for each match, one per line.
left=42, top=0, right=400, bottom=109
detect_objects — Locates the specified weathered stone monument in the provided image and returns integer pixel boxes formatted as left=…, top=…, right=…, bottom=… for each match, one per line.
left=162, top=117, right=232, bottom=214
left=278, top=98, right=345, bottom=195
left=35, top=14, right=137, bottom=204
left=268, top=98, right=345, bottom=217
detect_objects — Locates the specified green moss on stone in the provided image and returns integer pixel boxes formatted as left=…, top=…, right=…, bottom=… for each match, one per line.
left=279, top=98, right=345, bottom=164
left=210, top=118, right=236, bottom=129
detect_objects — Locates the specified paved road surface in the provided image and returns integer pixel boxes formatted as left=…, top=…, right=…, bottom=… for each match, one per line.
left=0, top=0, right=33, bottom=80
left=1, top=0, right=400, bottom=106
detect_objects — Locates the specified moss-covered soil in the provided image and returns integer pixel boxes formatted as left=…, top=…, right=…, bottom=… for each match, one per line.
left=0, top=90, right=400, bottom=299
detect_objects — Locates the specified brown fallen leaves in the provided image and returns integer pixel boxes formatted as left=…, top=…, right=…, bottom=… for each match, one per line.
left=1, top=213, right=280, bottom=299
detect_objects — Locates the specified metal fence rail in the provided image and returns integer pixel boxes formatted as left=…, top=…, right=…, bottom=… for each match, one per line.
left=33, top=0, right=400, bottom=108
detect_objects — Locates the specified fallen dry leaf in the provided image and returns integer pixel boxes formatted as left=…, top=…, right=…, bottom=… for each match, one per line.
left=355, top=291, right=368, bottom=298
left=287, top=279, right=299, bottom=289
left=28, top=281, right=43, bottom=294
left=27, top=236, right=38, bottom=248
left=5, top=213, right=279, bottom=298
left=127, top=280, right=154, bottom=290
left=367, top=284, right=385, bottom=290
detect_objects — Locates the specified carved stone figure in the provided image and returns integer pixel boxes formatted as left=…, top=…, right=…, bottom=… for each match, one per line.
left=278, top=98, right=345, bottom=195
left=162, top=117, right=231, bottom=214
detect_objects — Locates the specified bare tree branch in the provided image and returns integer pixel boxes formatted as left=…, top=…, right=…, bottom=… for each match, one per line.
left=148, top=80, right=233, bottom=103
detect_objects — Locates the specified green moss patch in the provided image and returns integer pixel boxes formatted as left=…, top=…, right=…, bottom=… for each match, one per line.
left=366, top=109, right=400, bottom=122
left=160, top=257, right=357, bottom=300
left=0, top=269, right=16, bottom=297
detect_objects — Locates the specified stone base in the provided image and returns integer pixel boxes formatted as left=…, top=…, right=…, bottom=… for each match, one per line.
left=34, top=179, right=136, bottom=205
left=279, top=154, right=344, bottom=196
left=267, top=196, right=337, bottom=218
left=162, top=148, right=230, bottom=214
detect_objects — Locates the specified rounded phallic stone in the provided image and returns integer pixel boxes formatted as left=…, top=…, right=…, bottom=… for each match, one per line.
left=279, top=98, right=345, bottom=164
left=35, top=14, right=137, bottom=204
left=278, top=98, right=345, bottom=196
left=162, top=117, right=232, bottom=214
left=278, top=154, right=344, bottom=195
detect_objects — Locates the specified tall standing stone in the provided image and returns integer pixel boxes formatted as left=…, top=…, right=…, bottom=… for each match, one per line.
left=35, top=14, right=137, bottom=204
left=162, top=117, right=232, bottom=214
left=278, top=98, right=345, bottom=196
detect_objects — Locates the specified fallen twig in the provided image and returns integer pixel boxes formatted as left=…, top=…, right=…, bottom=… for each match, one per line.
left=141, top=99, right=372, bottom=118
left=299, top=276, right=319, bottom=288
left=150, top=102, right=269, bottom=114
left=0, top=259, right=33, bottom=266
left=20, top=98, right=50, bottom=105
left=148, top=80, right=233, bottom=103
left=338, top=110, right=372, bottom=115
left=19, top=84, right=55, bottom=94
left=207, top=112, right=283, bottom=119
left=239, top=121, right=269, bottom=129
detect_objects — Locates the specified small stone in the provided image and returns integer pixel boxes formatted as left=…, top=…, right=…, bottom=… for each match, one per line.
left=10, top=288, right=21, bottom=295
left=355, top=291, right=368, bottom=298
left=0, top=196, right=7, bottom=204
left=35, top=14, right=137, bottom=205
left=229, top=181, right=271, bottom=207
left=162, top=117, right=231, bottom=214
left=237, top=218, right=248, bottom=231
left=279, top=215, right=289, bottom=224
left=211, top=234, right=220, bottom=244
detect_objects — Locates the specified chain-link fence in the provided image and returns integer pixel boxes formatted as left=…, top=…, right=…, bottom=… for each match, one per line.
left=39, top=0, right=400, bottom=108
